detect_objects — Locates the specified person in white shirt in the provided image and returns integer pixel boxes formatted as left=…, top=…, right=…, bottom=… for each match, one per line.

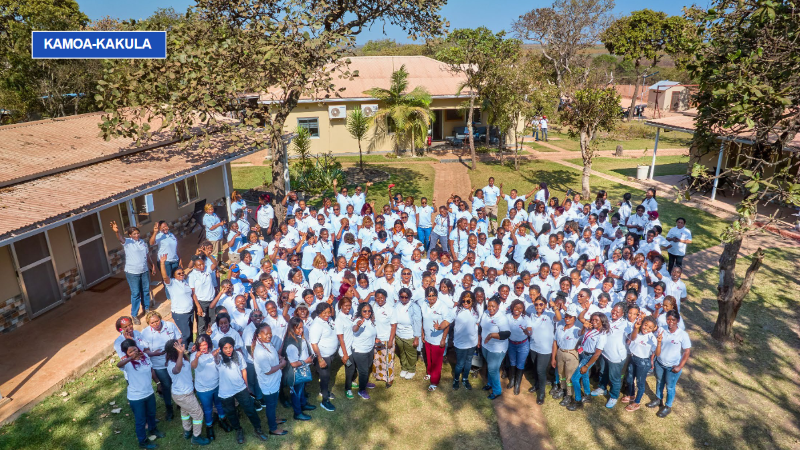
left=164, top=340, right=211, bottom=445
left=117, top=339, right=164, bottom=448
left=309, top=303, right=339, bottom=411
left=349, top=182, right=372, bottom=215
left=159, top=255, right=199, bottom=349
left=567, top=309, right=609, bottom=410
left=110, top=221, right=155, bottom=324
left=506, top=300, right=531, bottom=395
left=481, top=177, right=501, bottom=233
left=510, top=224, right=536, bottom=266
left=250, top=323, right=288, bottom=436
left=140, top=310, right=182, bottom=421
left=256, top=194, right=275, bottom=241
left=420, top=287, right=455, bottom=391
left=371, top=290, right=398, bottom=388
left=622, top=315, right=662, bottom=413
left=539, top=116, right=549, bottom=141
left=448, top=218, right=471, bottom=261
left=641, top=188, right=659, bottom=213
left=188, top=255, right=218, bottom=336
left=216, top=336, right=267, bottom=442
left=664, top=218, right=692, bottom=271
left=394, top=287, right=422, bottom=380
left=452, top=291, right=480, bottom=390
left=416, top=197, right=435, bottom=250
left=481, top=297, right=511, bottom=399
left=429, top=205, right=451, bottom=258
left=527, top=296, right=557, bottom=404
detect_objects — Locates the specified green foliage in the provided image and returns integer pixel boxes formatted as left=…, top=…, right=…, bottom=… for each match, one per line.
left=359, top=38, right=438, bottom=56
left=293, top=126, right=313, bottom=171
left=289, top=152, right=344, bottom=196
left=364, top=65, right=433, bottom=156
left=346, top=108, right=371, bottom=170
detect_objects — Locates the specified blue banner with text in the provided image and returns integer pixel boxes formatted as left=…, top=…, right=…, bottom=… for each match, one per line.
left=32, top=31, right=167, bottom=59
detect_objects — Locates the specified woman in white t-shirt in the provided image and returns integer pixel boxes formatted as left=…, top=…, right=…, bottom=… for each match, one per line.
left=165, top=340, right=210, bottom=445
left=592, top=304, right=628, bottom=409
left=480, top=297, right=511, bottom=399
left=349, top=302, right=378, bottom=399
left=118, top=339, right=163, bottom=449
left=527, top=296, right=557, bottom=404
left=191, top=334, right=231, bottom=439
left=622, top=315, right=662, bottom=413
left=251, top=323, right=288, bottom=436
left=452, top=291, right=480, bottom=390
left=506, top=299, right=530, bottom=395
left=371, top=289, right=398, bottom=388
left=217, top=336, right=267, bottom=443
left=281, top=317, right=315, bottom=418
left=649, top=310, right=691, bottom=418
left=141, top=310, right=181, bottom=421
left=567, top=309, right=609, bottom=411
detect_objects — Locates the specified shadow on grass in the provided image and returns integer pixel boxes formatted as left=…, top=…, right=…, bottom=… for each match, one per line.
left=612, top=162, right=689, bottom=178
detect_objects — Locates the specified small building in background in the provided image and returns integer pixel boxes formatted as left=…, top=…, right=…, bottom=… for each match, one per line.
left=647, top=80, right=690, bottom=112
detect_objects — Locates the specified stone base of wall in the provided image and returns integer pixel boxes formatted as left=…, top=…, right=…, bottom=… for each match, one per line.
left=59, top=268, right=82, bottom=300
left=0, top=294, right=28, bottom=334
left=109, top=247, right=124, bottom=275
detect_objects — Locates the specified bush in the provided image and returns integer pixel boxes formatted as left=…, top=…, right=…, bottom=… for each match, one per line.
left=289, top=152, right=344, bottom=196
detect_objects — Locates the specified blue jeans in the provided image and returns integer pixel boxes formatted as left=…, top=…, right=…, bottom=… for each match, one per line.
left=571, top=352, right=596, bottom=401
left=260, top=391, right=279, bottom=432
left=627, top=355, right=651, bottom=403
left=125, top=271, right=151, bottom=316
left=418, top=227, right=432, bottom=250
left=163, top=260, right=179, bottom=299
left=541, top=128, right=548, bottom=141
left=301, top=268, right=312, bottom=281
left=153, top=368, right=173, bottom=408
left=196, top=387, right=225, bottom=426
left=601, top=357, right=625, bottom=399
left=508, top=340, right=528, bottom=370
left=453, top=347, right=475, bottom=381
left=532, top=129, right=539, bottom=140
left=290, top=382, right=308, bottom=416
left=654, top=359, right=683, bottom=407
left=428, top=231, right=448, bottom=257
left=482, top=347, right=506, bottom=396
left=129, top=393, right=157, bottom=444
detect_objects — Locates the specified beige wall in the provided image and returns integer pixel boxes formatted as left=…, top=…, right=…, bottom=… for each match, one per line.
left=0, top=246, right=21, bottom=300
left=99, top=205, right=124, bottom=252
left=282, top=98, right=524, bottom=155
left=48, top=224, right=77, bottom=275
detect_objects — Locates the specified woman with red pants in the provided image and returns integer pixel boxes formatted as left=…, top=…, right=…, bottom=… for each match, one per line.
left=420, top=287, right=454, bottom=391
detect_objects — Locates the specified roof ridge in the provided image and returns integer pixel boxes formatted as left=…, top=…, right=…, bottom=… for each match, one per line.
left=0, top=111, right=105, bottom=131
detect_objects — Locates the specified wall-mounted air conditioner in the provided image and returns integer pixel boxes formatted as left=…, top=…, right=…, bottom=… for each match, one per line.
left=328, top=105, right=346, bottom=119
left=361, top=104, right=379, bottom=117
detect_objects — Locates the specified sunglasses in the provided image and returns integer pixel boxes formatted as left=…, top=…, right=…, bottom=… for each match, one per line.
left=399, top=295, right=409, bottom=299
left=534, top=303, right=546, bottom=307
left=362, top=310, right=373, bottom=313
left=426, top=294, right=437, bottom=298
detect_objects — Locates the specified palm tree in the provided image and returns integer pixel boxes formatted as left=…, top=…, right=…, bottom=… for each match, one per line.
left=346, top=108, right=370, bottom=171
left=364, top=65, right=434, bottom=157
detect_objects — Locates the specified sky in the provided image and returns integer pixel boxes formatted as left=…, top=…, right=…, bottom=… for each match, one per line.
left=77, top=0, right=704, bottom=44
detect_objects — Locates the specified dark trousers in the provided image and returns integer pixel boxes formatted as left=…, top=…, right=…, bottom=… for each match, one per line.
left=529, top=350, right=552, bottom=393
left=453, top=347, right=475, bottom=381
left=221, top=389, right=261, bottom=431
left=153, top=368, right=173, bottom=408
left=351, top=350, right=374, bottom=392
left=343, top=357, right=356, bottom=391
left=196, top=300, right=214, bottom=336
left=246, top=364, right=263, bottom=399
left=172, top=311, right=194, bottom=347
left=260, top=391, right=279, bottom=432
left=668, top=253, right=684, bottom=272
left=317, top=355, right=333, bottom=401
left=290, top=382, right=308, bottom=416
left=129, top=393, right=157, bottom=444
left=601, top=357, right=625, bottom=399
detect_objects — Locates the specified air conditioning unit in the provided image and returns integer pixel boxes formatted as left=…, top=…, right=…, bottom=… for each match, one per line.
left=361, top=104, right=379, bottom=117
left=328, top=105, right=346, bottom=119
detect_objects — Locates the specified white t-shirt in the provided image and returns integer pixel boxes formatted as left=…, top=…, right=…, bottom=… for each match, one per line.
left=579, top=329, right=607, bottom=354
left=122, top=355, right=155, bottom=401
left=351, top=319, right=378, bottom=353
left=666, top=226, right=692, bottom=256
left=373, top=302, right=398, bottom=341
left=603, top=318, right=628, bottom=363
left=141, top=322, right=182, bottom=369
left=253, top=341, right=282, bottom=395
left=528, top=311, right=556, bottom=354
left=421, top=300, right=456, bottom=346
left=629, top=331, right=658, bottom=359
left=167, top=358, right=195, bottom=396
left=417, top=206, right=435, bottom=229
left=114, top=330, right=146, bottom=359
left=453, top=308, right=480, bottom=349
left=122, top=238, right=149, bottom=274
left=480, top=311, right=510, bottom=353
left=165, top=279, right=195, bottom=314
left=217, top=351, right=247, bottom=399
left=555, top=324, right=581, bottom=350
left=188, top=270, right=215, bottom=302
left=309, top=316, right=339, bottom=358
left=507, top=314, right=530, bottom=342
left=482, top=185, right=500, bottom=206
left=192, top=352, right=220, bottom=392
left=657, top=327, right=691, bottom=366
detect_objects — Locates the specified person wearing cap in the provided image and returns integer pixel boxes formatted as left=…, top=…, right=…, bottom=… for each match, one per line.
left=552, top=304, right=582, bottom=405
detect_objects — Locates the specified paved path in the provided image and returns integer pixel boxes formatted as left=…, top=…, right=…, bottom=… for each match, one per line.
left=432, top=161, right=471, bottom=207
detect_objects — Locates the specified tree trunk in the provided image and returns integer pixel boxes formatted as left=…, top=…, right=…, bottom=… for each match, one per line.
left=467, top=94, right=476, bottom=170
left=358, top=140, right=363, bottom=172
left=712, top=239, right=766, bottom=342
left=411, top=128, right=416, bottom=157
left=627, top=60, right=642, bottom=122
left=270, top=135, right=287, bottom=220
left=580, top=130, right=592, bottom=199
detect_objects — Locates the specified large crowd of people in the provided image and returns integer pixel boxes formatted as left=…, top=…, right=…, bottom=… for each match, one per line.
left=111, top=176, right=693, bottom=448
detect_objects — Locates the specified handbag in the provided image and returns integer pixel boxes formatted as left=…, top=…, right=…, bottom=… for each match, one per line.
left=282, top=338, right=313, bottom=387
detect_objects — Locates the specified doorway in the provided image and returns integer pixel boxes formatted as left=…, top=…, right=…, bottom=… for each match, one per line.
left=11, top=232, right=62, bottom=317
left=432, top=110, right=443, bottom=140
left=70, top=213, right=111, bottom=287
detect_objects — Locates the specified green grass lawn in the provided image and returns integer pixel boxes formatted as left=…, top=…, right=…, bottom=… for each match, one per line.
left=540, top=129, right=692, bottom=152
left=524, top=142, right=561, bottom=152
left=566, top=155, right=690, bottom=180
left=0, top=356, right=501, bottom=450
left=231, top=162, right=435, bottom=210
left=467, top=160, right=725, bottom=254
left=539, top=247, right=800, bottom=450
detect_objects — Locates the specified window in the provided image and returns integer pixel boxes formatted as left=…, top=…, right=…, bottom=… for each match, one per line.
left=445, top=109, right=462, bottom=121
left=297, top=118, right=320, bottom=138
left=133, top=195, right=151, bottom=224
left=119, top=202, right=132, bottom=229
left=175, top=176, right=200, bottom=207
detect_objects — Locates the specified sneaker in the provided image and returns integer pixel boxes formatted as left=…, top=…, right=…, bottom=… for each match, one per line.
left=351, top=381, right=358, bottom=389
left=405, top=372, right=416, bottom=380
left=191, top=435, right=211, bottom=446
left=318, top=392, right=336, bottom=400
left=366, top=382, right=376, bottom=389
left=132, top=317, right=141, bottom=325
left=452, top=379, right=460, bottom=390
left=400, top=370, right=408, bottom=378
left=320, top=400, right=335, bottom=412
left=591, top=388, right=607, bottom=397
left=463, top=379, right=472, bottom=390
left=358, top=391, right=371, bottom=400
left=138, top=442, right=157, bottom=449
left=345, top=390, right=354, bottom=399
left=253, top=400, right=263, bottom=411
left=606, top=398, right=618, bottom=409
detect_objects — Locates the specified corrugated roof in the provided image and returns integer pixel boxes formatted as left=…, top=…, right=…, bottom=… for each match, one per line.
left=0, top=113, right=178, bottom=187
left=648, top=80, right=681, bottom=90
left=0, top=135, right=257, bottom=241
left=259, top=56, right=471, bottom=103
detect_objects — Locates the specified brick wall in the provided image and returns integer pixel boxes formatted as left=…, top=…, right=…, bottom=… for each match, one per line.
left=0, top=294, right=27, bottom=334
left=58, top=268, right=82, bottom=300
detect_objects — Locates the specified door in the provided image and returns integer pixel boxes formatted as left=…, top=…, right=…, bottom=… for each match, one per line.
left=11, top=232, right=62, bottom=317
left=70, top=213, right=111, bottom=287
left=432, top=110, right=443, bottom=140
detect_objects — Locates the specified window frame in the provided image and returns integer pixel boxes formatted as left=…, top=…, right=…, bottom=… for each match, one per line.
left=174, top=175, right=200, bottom=208
left=297, top=117, right=320, bottom=138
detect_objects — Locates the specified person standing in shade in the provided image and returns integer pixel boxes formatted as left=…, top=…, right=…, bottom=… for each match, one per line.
left=202, top=204, right=226, bottom=261
left=452, top=291, right=480, bottom=390
left=150, top=221, right=181, bottom=299
left=217, top=336, right=268, bottom=443
left=188, top=254, right=217, bottom=337
left=480, top=296, right=511, bottom=400
left=664, top=218, right=692, bottom=272
left=592, top=304, right=628, bottom=409
left=282, top=318, right=316, bottom=420
left=118, top=339, right=165, bottom=449
left=647, top=310, right=691, bottom=418
left=527, top=297, right=558, bottom=405
left=141, top=310, right=180, bottom=422
left=256, top=194, right=275, bottom=242
left=251, top=323, right=289, bottom=436
left=160, top=255, right=201, bottom=347
left=164, top=339, right=211, bottom=446
left=191, top=334, right=232, bottom=441
left=567, top=310, right=609, bottom=411
left=110, top=221, right=155, bottom=325
left=481, top=178, right=501, bottom=234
